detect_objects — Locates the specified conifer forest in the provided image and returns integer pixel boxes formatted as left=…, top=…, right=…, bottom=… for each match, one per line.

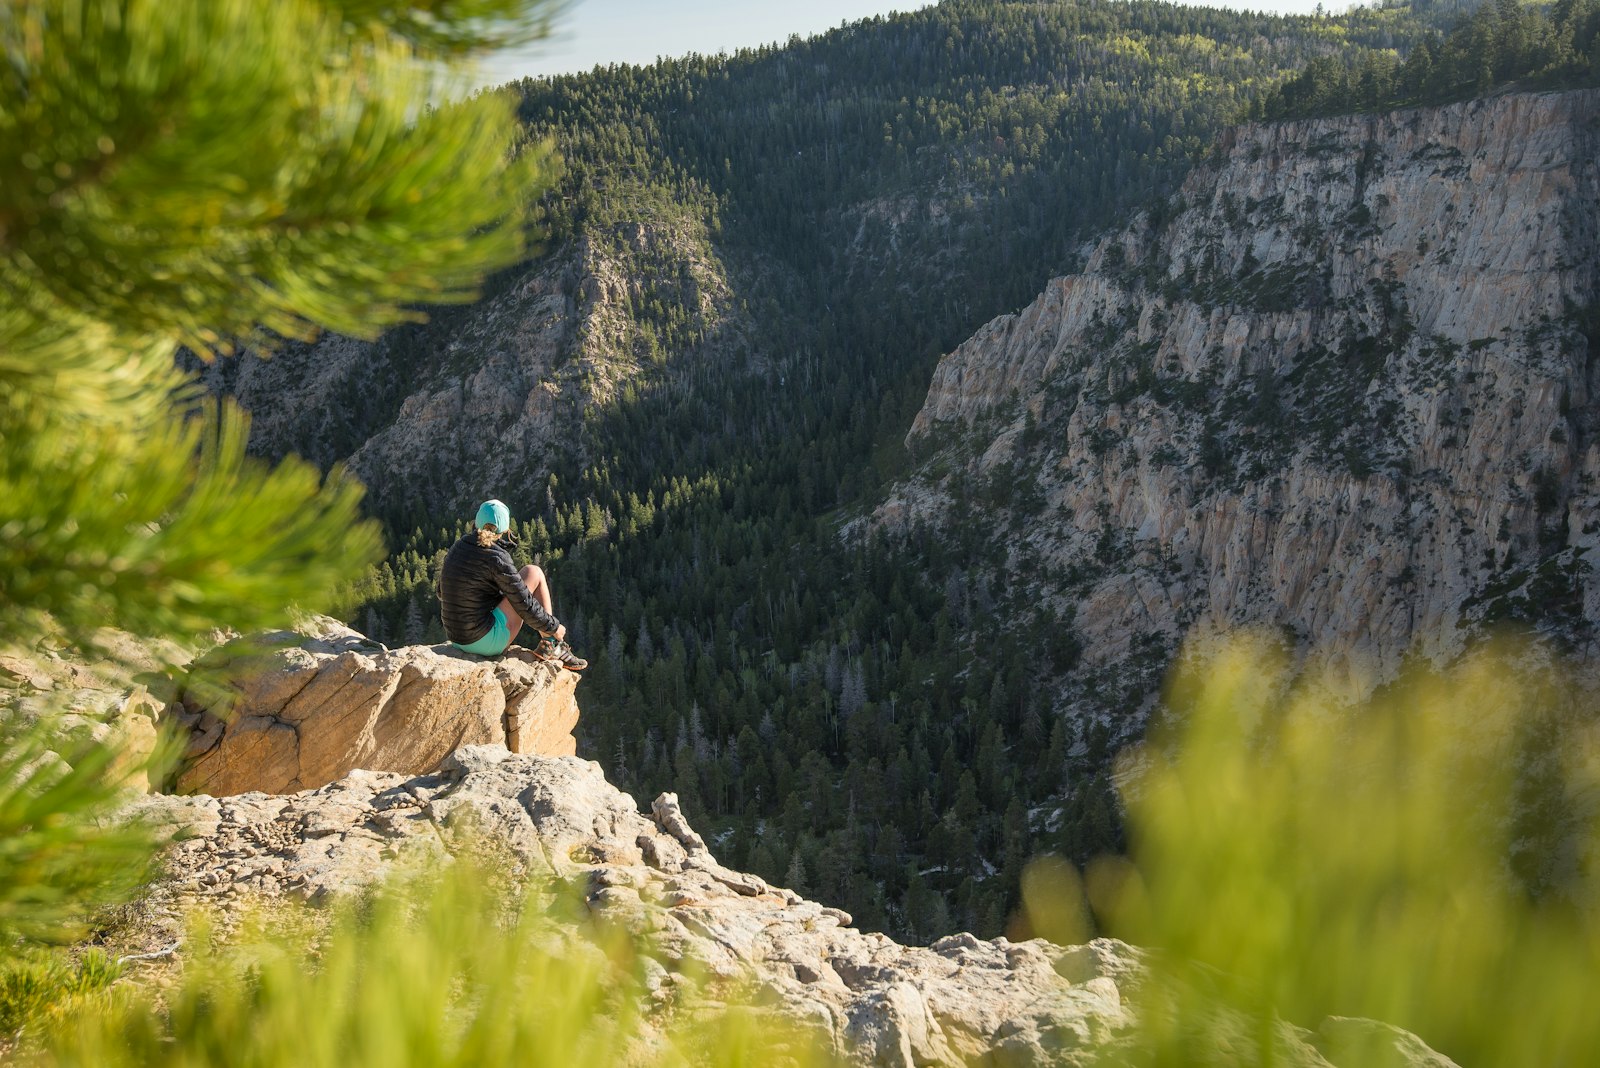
left=268, top=0, right=1600, bottom=941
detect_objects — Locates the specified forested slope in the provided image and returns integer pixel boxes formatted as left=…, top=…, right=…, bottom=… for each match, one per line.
left=209, top=0, right=1481, bottom=941
left=1258, top=0, right=1600, bottom=117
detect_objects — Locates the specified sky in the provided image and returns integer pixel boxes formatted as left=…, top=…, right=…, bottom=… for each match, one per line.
left=477, top=0, right=1344, bottom=86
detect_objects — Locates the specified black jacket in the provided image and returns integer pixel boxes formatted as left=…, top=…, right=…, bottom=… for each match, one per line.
left=436, top=534, right=560, bottom=645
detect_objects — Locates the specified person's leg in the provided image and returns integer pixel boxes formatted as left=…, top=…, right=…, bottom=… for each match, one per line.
left=522, top=564, right=554, bottom=616
left=515, top=564, right=584, bottom=671
left=495, top=564, right=552, bottom=643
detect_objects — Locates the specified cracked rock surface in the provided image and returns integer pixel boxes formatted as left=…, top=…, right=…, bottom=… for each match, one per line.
left=132, top=746, right=1456, bottom=1067
left=167, top=619, right=578, bottom=795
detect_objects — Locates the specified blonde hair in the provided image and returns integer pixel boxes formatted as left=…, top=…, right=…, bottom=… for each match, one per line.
left=476, top=526, right=502, bottom=547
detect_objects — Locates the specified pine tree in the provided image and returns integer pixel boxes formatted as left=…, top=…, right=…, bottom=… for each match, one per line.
left=840, top=662, right=867, bottom=718
left=785, top=848, right=809, bottom=896
left=0, top=0, right=559, bottom=954
left=404, top=599, right=426, bottom=646
left=3, top=0, right=559, bottom=643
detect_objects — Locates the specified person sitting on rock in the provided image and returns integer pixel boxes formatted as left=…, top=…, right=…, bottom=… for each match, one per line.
left=437, top=499, right=586, bottom=671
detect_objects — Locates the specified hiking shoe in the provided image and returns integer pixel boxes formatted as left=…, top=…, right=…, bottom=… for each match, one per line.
left=537, top=636, right=587, bottom=672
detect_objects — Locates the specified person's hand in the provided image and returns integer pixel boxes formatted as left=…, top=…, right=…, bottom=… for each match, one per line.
left=554, top=624, right=566, bottom=642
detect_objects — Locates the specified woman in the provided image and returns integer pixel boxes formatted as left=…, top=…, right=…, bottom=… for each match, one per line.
left=437, top=499, right=586, bottom=670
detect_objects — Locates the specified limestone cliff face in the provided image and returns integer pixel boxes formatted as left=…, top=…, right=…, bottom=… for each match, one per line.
left=886, top=89, right=1600, bottom=695
left=200, top=212, right=754, bottom=517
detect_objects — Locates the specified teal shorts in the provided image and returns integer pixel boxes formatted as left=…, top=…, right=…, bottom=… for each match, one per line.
left=452, top=607, right=512, bottom=657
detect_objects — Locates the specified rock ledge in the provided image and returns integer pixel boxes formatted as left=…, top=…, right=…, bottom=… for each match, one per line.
left=166, top=620, right=578, bottom=796
left=134, top=747, right=1457, bottom=1067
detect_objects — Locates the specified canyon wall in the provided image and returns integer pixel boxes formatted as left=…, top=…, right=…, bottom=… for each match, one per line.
left=886, top=89, right=1600, bottom=701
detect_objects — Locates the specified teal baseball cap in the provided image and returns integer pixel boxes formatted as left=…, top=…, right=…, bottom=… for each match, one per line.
left=474, top=499, right=510, bottom=531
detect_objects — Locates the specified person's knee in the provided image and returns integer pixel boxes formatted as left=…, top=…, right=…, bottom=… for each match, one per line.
left=520, top=564, right=545, bottom=588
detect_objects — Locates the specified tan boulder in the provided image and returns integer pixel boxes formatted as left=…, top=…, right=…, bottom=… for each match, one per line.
left=1, top=640, right=172, bottom=793
left=106, top=686, right=164, bottom=792
left=0, top=652, right=57, bottom=691
left=170, top=619, right=579, bottom=796
left=501, top=654, right=579, bottom=757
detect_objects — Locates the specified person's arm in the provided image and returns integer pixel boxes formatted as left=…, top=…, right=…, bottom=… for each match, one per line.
left=488, top=550, right=560, bottom=636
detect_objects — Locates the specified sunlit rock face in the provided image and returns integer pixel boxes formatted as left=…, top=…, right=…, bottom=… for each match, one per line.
left=887, top=89, right=1600, bottom=695
left=0, top=632, right=176, bottom=792
left=167, top=618, right=579, bottom=796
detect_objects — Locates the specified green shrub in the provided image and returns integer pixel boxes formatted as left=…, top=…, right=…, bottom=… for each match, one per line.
left=46, top=858, right=840, bottom=1068
left=0, top=949, right=123, bottom=1038
left=1028, top=633, right=1600, bottom=1065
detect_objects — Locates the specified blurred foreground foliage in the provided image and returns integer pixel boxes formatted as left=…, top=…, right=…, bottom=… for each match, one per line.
left=0, top=0, right=558, bottom=1039
left=1, top=0, right=550, bottom=365
left=0, top=948, right=122, bottom=1041
left=0, top=0, right=561, bottom=648
left=42, top=851, right=840, bottom=1068
left=1022, top=633, right=1600, bottom=1066
left=0, top=731, right=157, bottom=946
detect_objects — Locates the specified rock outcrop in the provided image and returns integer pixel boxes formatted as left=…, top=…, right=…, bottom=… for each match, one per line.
left=167, top=619, right=578, bottom=796
left=133, top=746, right=1456, bottom=1067
left=0, top=630, right=186, bottom=792
left=885, top=89, right=1600, bottom=705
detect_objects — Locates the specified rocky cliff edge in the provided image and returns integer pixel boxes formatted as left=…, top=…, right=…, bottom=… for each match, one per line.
left=166, top=618, right=580, bottom=796
left=128, top=743, right=1456, bottom=1068
left=2, top=617, right=582, bottom=797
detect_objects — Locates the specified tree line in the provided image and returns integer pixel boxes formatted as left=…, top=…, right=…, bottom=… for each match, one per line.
left=1257, top=0, right=1600, bottom=119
